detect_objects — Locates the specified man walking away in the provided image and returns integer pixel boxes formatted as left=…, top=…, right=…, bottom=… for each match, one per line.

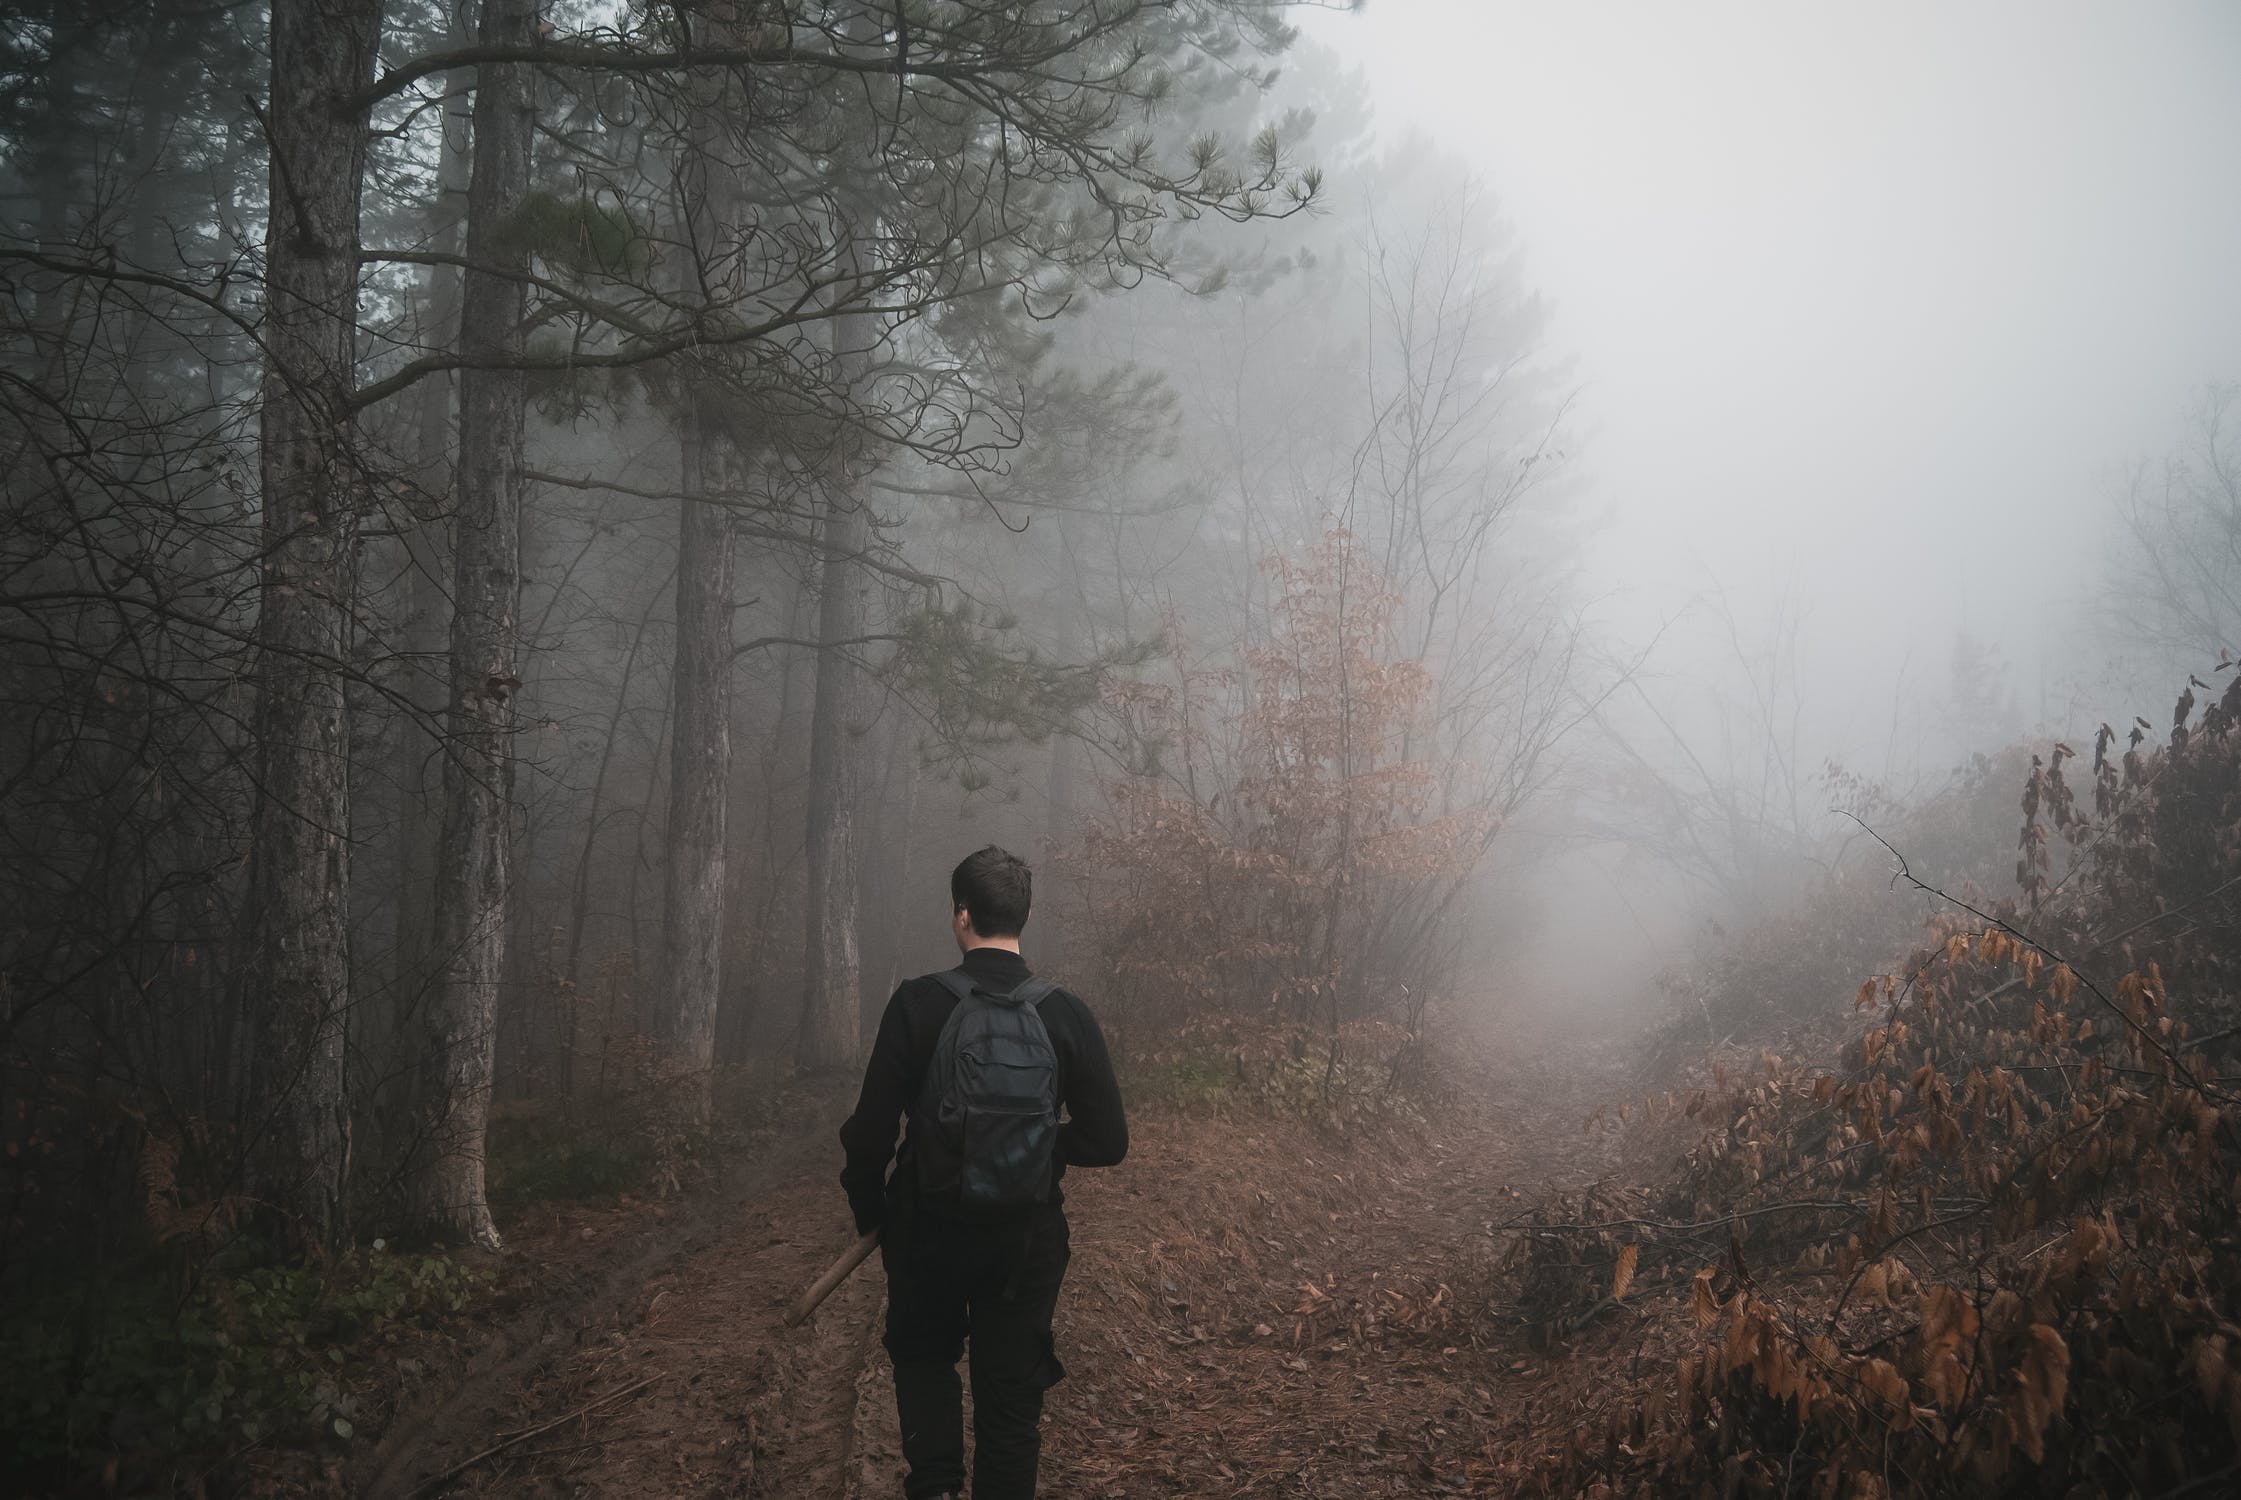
left=839, top=845, right=1128, bottom=1500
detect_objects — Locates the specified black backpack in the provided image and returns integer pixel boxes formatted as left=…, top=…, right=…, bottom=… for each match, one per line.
left=912, top=969, right=1061, bottom=1209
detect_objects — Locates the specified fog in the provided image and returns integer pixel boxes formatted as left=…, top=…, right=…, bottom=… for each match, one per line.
left=1297, top=0, right=2241, bottom=1012
left=6, top=0, right=2241, bottom=1367
left=1330, top=0, right=2241, bottom=708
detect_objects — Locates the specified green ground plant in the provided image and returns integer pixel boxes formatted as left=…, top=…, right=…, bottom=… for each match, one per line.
left=485, top=1112, right=647, bottom=1209
left=0, top=1240, right=488, bottom=1483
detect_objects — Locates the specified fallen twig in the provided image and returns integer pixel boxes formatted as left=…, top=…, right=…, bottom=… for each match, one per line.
left=409, top=1372, right=662, bottom=1497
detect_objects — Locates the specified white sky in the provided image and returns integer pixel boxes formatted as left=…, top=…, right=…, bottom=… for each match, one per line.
left=1304, top=0, right=2241, bottom=764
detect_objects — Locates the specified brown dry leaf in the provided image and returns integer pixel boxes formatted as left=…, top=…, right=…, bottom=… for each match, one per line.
left=1857, top=1358, right=1913, bottom=1429
left=1612, top=1244, right=1638, bottom=1302
left=2007, top=1324, right=2070, bottom=1462
left=1919, top=1285, right=1979, bottom=1360
left=1760, top=1335, right=1800, bottom=1404
left=2063, top=1213, right=2111, bottom=1274
left=2194, top=1334, right=2230, bottom=1407
left=1923, top=1348, right=1967, bottom=1409
left=1723, top=1299, right=1762, bottom=1374
left=1691, top=1267, right=1720, bottom=1330
left=2023, top=1323, right=2069, bottom=1409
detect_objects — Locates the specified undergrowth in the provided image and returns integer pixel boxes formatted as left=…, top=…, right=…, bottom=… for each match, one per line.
left=485, top=1112, right=647, bottom=1208
left=1120, top=1017, right=1430, bottom=1138
left=1640, top=751, right=2033, bottom=1077
left=1491, top=669, right=2241, bottom=1497
left=0, top=1240, right=489, bottom=1486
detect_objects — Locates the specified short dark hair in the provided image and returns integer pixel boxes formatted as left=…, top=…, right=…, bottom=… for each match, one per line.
left=951, top=845, right=1031, bottom=937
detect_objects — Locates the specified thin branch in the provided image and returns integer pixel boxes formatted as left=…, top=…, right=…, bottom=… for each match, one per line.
left=1842, top=812, right=2233, bottom=1106
left=408, top=1374, right=662, bottom=1497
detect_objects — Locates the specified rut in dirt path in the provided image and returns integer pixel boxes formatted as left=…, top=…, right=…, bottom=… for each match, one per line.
left=399, top=1029, right=1636, bottom=1499
left=353, top=1097, right=858, bottom=1500
left=377, top=1164, right=891, bottom=1500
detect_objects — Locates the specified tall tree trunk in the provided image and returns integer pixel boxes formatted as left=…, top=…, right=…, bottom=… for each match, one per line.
left=416, top=0, right=535, bottom=1248
left=567, top=567, right=670, bottom=989
left=654, top=398, right=735, bottom=1121
left=241, top=0, right=382, bottom=1250
left=797, top=493, right=866, bottom=1073
left=393, top=0, right=475, bottom=1050
left=876, top=719, right=920, bottom=1004
left=653, top=63, right=743, bottom=1122
left=732, top=563, right=814, bottom=1037
left=1040, top=517, right=1083, bottom=973
left=628, top=692, right=671, bottom=994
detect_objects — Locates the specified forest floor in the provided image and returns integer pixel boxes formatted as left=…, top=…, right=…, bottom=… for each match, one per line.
left=343, top=1014, right=1653, bottom=1500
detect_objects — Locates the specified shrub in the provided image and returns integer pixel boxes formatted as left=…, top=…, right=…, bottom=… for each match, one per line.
left=0, top=1240, right=488, bottom=1483
left=1065, top=532, right=1486, bottom=1055
left=486, top=1112, right=647, bottom=1208
left=1641, top=748, right=2039, bottom=1075
left=1500, top=669, right=2241, bottom=1497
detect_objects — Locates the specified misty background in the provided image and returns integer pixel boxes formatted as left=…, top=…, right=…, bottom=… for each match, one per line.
left=8, top=0, right=2241, bottom=1487
left=1304, top=0, right=2241, bottom=1011
left=5, top=0, right=2241, bottom=1371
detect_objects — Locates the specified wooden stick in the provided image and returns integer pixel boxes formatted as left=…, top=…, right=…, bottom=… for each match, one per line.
left=409, top=1373, right=661, bottom=1496
left=786, top=1229, right=879, bottom=1326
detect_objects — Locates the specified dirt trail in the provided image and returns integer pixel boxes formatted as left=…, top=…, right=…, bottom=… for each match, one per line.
left=373, top=1024, right=1636, bottom=1499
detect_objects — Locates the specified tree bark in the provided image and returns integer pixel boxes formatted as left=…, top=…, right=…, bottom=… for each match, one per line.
left=654, top=399, right=735, bottom=1121
left=393, top=0, right=475, bottom=1051
left=566, top=567, right=670, bottom=991
left=1040, top=516, right=1083, bottom=973
left=797, top=491, right=867, bottom=1073
left=242, top=0, right=382, bottom=1250
left=875, top=717, right=920, bottom=1005
left=648, top=45, right=748, bottom=1121
left=417, top=0, right=536, bottom=1248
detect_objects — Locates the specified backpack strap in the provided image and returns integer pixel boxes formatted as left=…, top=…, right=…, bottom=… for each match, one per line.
left=931, top=968, right=1056, bottom=1008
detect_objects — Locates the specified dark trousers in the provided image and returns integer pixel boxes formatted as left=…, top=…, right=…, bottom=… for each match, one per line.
left=881, top=1197, right=1070, bottom=1500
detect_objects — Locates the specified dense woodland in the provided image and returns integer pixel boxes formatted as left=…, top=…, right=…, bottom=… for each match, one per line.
left=0, top=0, right=1549, bottom=1246
left=5, top=2, right=2240, bottom=1495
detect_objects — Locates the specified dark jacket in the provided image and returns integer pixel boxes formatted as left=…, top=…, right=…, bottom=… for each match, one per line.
left=838, top=946, right=1128, bottom=1235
